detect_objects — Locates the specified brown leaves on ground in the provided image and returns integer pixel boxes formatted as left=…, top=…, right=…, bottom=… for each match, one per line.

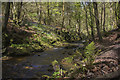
left=76, top=29, right=120, bottom=79
left=93, top=29, right=120, bottom=78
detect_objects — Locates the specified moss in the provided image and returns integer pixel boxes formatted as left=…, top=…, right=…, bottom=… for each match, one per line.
left=52, top=41, right=63, bottom=46
left=3, top=23, right=66, bottom=56
left=7, top=47, right=32, bottom=56
left=9, top=43, right=43, bottom=56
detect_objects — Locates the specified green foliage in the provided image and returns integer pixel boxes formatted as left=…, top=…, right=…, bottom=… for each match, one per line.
left=52, top=60, right=59, bottom=66
left=42, top=60, right=67, bottom=79
left=11, top=44, right=30, bottom=48
left=78, top=42, right=101, bottom=68
left=63, top=56, right=73, bottom=63
left=42, top=75, right=50, bottom=78
left=52, top=60, right=60, bottom=71
left=52, top=69, right=67, bottom=78
left=52, top=71, right=61, bottom=78
left=42, top=69, right=67, bottom=79
left=84, top=42, right=101, bottom=66
left=64, top=42, right=101, bottom=77
left=41, top=37, right=49, bottom=42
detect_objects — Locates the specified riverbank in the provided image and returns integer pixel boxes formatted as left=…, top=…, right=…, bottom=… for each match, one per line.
left=2, top=23, right=67, bottom=57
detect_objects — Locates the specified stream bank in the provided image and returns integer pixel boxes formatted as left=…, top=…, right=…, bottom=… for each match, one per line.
left=2, top=43, right=84, bottom=78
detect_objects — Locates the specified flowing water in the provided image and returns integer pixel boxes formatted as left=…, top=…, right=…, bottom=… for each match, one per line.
left=2, top=43, right=84, bottom=78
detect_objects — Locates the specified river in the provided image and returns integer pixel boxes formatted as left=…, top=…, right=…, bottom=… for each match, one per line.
left=2, top=43, right=84, bottom=78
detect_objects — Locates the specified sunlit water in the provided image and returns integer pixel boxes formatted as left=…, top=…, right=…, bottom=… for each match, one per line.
left=2, top=43, right=84, bottom=78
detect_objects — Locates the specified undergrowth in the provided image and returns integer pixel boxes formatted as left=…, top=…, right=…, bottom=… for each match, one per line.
left=42, top=42, right=101, bottom=79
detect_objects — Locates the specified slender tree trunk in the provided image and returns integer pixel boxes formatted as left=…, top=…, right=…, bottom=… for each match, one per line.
left=115, top=1, right=120, bottom=29
left=103, top=3, right=106, bottom=32
left=17, top=2, right=22, bottom=21
left=3, top=2, right=11, bottom=55
left=114, top=2, right=117, bottom=27
left=76, top=12, right=81, bottom=34
left=68, top=17, right=71, bottom=28
left=78, top=19, right=81, bottom=36
left=10, top=2, right=13, bottom=20
left=77, top=19, right=81, bottom=35
left=36, top=2, right=42, bottom=24
left=13, top=2, right=16, bottom=19
left=13, top=2, right=17, bottom=24
left=83, top=3, right=90, bottom=37
left=101, top=4, right=103, bottom=31
left=67, top=11, right=71, bottom=32
left=89, top=3, right=95, bottom=41
left=47, top=1, right=50, bottom=25
left=44, top=13, right=47, bottom=25
left=36, top=2, right=39, bottom=19
left=93, top=2, right=103, bottom=41
left=62, top=1, right=65, bottom=29
left=3, top=2, right=10, bottom=32
left=76, top=11, right=82, bottom=40
left=39, top=6, right=42, bottom=24
left=85, top=9, right=90, bottom=37
left=117, top=1, right=120, bottom=28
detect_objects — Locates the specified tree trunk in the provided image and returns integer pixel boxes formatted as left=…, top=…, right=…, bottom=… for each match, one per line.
left=85, top=9, right=90, bottom=37
left=3, top=2, right=10, bottom=32
left=93, top=2, right=103, bottom=42
left=47, top=2, right=50, bottom=25
left=62, top=1, right=65, bottom=29
left=17, top=2, right=22, bottom=21
left=39, top=7, right=42, bottom=24
left=83, top=3, right=90, bottom=38
left=76, top=12, right=81, bottom=35
left=117, top=1, right=120, bottom=28
left=114, top=2, right=117, bottom=28
left=103, top=3, right=106, bottom=32
left=3, top=2, right=11, bottom=55
left=68, top=17, right=71, bottom=28
left=88, top=3, right=95, bottom=41
left=36, top=2, right=42, bottom=24
left=10, top=2, right=13, bottom=20
left=101, top=4, right=103, bottom=31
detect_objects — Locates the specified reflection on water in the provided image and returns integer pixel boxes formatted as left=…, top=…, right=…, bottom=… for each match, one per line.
left=2, top=43, right=83, bottom=78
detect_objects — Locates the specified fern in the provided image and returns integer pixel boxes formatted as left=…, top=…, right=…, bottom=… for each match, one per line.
left=52, top=60, right=60, bottom=72
left=83, top=41, right=101, bottom=68
left=76, top=42, right=101, bottom=69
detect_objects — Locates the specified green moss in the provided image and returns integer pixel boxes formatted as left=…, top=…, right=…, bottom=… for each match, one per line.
left=4, top=23, right=66, bottom=56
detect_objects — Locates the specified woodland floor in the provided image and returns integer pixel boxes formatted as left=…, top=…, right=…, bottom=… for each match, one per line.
left=80, top=29, right=120, bottom=79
